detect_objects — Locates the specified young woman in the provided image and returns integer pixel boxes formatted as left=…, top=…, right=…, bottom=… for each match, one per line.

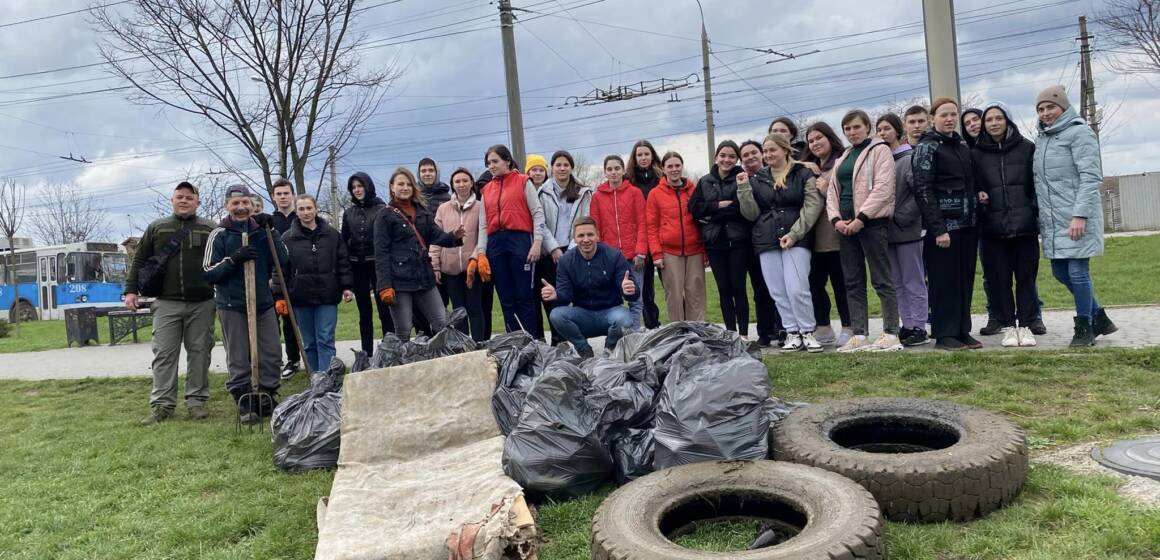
left=626, top=140, right=663, bottom=329
left=536, top=150, right=593, bottom=342
left=800, top=122, right=852, bottom=346
left=960, top=108, right=983, bottom=148
left=375, top=168, right=466, bottom=339
left=277, top=195, right=353, bottom=372
left=1033, top=85, right=1116, bottom=346
left=877, top=113, right=929, bottom=346
left=690, top=140, right=754, bottom=337
left=523, top=153, right=551, bottom=339
left=768, top=116, right=807, bottom=156
left=737, top=134, right=824, bottom=352
left=432, top=168, right=486, bottom=342
left=972, top=102, right=1041, bottom=348
left=740, top=139, right=784, bottom=347
left=646, top=151, right=705, bottom=321
left=912, top=97, right=982, bottom=350
left=826, top=109, right=901, bottom=352
left=590, top=154, right=648, bottom=330
left=475, top=145, right=547, bottom=334
left=341, top=172, right=394, bottom=355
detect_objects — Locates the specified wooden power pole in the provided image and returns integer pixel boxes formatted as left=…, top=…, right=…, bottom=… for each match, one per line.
left=498, top=0, right=527, bottom=169
left=1078, top=15, right=1099, bottom=139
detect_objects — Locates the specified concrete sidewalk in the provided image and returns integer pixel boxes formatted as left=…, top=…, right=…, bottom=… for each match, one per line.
left=1, top=305, right=1157, bottom=381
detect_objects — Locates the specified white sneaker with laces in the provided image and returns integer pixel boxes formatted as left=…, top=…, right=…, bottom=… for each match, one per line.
left=801, top=332, right=824, bottom=353
left=871, top=333, right=903, bottom=352
left=781, top=333, right=804, bottom=352
left=1017, top=327, right=1037, bottom=347
left=837, top=334, right=871, bottom=353
left=1001, top=327, right=1020, bottom=347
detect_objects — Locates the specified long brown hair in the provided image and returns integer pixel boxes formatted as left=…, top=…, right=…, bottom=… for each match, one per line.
left=550, top=150, right=582, bottom=202
left=626, top=139, right=662, bottom=181
left=388, top=167, right=427, bottom=208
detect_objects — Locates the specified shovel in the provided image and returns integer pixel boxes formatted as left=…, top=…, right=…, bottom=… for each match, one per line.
left=237, top=231, right=274, bottom=431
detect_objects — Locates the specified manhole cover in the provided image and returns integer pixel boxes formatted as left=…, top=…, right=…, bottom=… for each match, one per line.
left=1092, top=436, right=1160, bottom=481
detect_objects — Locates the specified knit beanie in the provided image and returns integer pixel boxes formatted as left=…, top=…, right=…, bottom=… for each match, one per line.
left=1036, top=85, right=1070, bottom=110
left=525, top=153, right=548, bottom=173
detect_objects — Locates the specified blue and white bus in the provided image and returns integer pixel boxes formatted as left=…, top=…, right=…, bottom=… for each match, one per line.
left=0, top=242, right=128, bottom=321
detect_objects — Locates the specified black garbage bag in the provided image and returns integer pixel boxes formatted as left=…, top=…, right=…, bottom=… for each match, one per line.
left=652, top=344, right=771, bottom=469
left=368, top=333, right=408, bottom=369
left=489, top=334, right=581, bottom=436
left=426, top=308, right=476, bottom=357
left=368, top=311, right=476, bottom=368
left=586, top=357, right=659, bottom=440
left=350, top=348, right=371, bottom=374
left=611, top=427, right=655, bottom=484
left=271, top=358, right=344, bottom=473
left=502, top=361, right=613, bottom=499
left=609, top=321, right=755, bottom=377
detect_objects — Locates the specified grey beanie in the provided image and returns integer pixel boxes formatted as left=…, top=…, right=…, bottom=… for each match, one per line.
left=1036, top=85, right=1070, bottom=111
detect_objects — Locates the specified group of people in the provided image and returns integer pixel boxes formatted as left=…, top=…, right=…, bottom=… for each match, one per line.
left=125, top=84, right=1116, bottom=424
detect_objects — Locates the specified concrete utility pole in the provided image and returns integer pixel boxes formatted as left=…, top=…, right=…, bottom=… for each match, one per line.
left=696, top=0, right=715, bottom=169
left=498, top=0, right=527, bottom=169
left=922, top=0, right=962, bottom=106
left=1078, top=15, right=1100, bottom=139
left=329, top=145, right=339, bottom=223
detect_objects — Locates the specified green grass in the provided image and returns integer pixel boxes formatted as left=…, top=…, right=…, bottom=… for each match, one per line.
left=2, top=349, right=1159, bottom=559
left=5, top=235, right=1159, bottom=354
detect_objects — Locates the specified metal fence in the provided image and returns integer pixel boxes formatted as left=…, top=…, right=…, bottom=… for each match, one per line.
left=1103, top=172, right=1160, bottom=232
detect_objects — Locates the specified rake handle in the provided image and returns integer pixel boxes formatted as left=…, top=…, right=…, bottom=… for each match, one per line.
left=263, top=225, right=310, bottom=370
left=243, top=232, right=259, bottom=392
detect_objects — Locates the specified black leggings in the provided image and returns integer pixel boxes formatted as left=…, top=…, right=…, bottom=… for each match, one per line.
left=809, top=250, right=850, bottom=327
left=708, top=245, right=752, bottom=335
left=351, top=260, right=394, bottom=355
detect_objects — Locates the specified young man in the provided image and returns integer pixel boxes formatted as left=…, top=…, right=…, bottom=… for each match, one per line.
left=203, top=185, right=289, bottom=424
left=541, top=217, right=638, bottom=358
left=739, top=139, right=785, bottom=347
left=126, top=181, right=217, bottom=424
left=904, top=105, right=930, bottom=147
left=269, top=178, right=301, bottom=378
left=415, top=157, right=452, bottom=335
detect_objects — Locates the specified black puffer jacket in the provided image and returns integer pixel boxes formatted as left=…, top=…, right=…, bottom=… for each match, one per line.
left=889, top=148, right=923, bottom=244
left=341, top=172, right=385, bottom=262
left=630, top=167, right=661, bottom=199
left=373, top=202, right=462, bottom=293
left=748, top=164, right=817, bottom=252
left=279, top=218, right=353, bottom=306
left=689, top=164, right=752, bottom=251
left=912, top=129, right=977, bottom=236
left=972, top=107, right=1038, bottom=239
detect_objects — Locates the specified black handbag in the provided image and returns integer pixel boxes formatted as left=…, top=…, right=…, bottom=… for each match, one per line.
left=136, top=223, right=191, bottom=297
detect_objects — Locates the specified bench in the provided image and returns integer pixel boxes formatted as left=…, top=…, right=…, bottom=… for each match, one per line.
left=107, top=308, right=153, bottom=346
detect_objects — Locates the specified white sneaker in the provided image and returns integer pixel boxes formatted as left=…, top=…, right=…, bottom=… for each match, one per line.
left=1017, top=327, right=1037, bottom=347
left=836, top=327, right=855, bottom=347
left=814, top=325, right=836, bottom=344
left=1001, top=327, right=1020, bottom=347
left=837, top=334, right=872, bottom=353
left=781, top=333, right=804, bottom=352
left=871, top=333, right=903, bottom=352
left=801, top=332, right=824, bottom=353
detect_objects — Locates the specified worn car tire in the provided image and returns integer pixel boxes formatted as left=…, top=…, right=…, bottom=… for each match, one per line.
left=591, top=460, right=884, bottom=560
left=773, top=398, right=1028, bottom=523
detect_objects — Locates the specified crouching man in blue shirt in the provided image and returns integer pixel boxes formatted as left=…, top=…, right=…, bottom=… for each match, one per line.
left=540, top=216, right=639, bottom=358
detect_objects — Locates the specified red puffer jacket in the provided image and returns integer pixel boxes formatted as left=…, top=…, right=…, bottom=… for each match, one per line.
left=646, top=176, right=704, bottom=257
left=590, top=179, right=648, bottom=260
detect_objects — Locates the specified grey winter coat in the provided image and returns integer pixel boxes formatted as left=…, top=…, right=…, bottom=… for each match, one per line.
left=889, top=148, right=923, bottom=244
left=1033, top=106, right=1104, bottom=259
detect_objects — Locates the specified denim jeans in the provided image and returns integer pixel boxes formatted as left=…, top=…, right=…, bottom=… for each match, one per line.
left=1050, top=258, right=1101, bottom=320
left=629, top=266, right=643, bottom=330
left=294, top=304, right=339, bottom=373
left=549, top=305, right=633, bottom=353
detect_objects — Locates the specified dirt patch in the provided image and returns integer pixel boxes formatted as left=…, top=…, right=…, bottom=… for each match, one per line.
left=1034, top=440, right=1160, bottom=508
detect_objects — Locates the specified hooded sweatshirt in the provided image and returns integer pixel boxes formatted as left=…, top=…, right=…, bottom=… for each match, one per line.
left=417, top=159, right=452, bottom=208
left=341, top=172, right=386, bottom=261
left=960, top=108, right=984, bottom=149
left=972, top=102, right=1038, bottom=239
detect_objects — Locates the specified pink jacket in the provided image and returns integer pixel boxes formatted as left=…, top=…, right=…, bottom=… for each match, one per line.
left=430, top=195, right=481, bottom=276
left=825, top=137, right=896, bottom=223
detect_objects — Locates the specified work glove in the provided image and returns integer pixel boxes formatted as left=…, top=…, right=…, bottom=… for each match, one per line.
left=466, top=258, right=478, bottom=289
left=253, top=213, right=274, bottom=229
left=275, top=300, right=289, bottom=316
left=230, top=245, right=257, bottom=264
left=378, top=288, right=396, bottom=305
left=477, top=255, right=492, bottom=283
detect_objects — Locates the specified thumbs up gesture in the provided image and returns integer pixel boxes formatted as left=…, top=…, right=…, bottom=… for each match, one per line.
left=621, top=270, right=636, bottom=296
left=540, top=278, right=557, bottom=301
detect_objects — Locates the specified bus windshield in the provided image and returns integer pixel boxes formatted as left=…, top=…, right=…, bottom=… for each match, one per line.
left=66, top=252, right=126, bottom=283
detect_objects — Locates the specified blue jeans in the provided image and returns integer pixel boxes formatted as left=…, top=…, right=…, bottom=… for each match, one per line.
left=1050, top=258, right=1101, bottom=320
left=294, top=304, right=338, bottom=373
left=549, top=305, right=633, bottom=354
left=629, top=266, right=643, bottom=330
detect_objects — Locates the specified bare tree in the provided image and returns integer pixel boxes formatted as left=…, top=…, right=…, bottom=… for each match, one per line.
left=0, top=179, right=27, bottom=330
left=28, top=184, right=113, bottom=245
left=571, top=153, right=605, bottom=187
left=880, top=93, right=986, bottom=119
left=1100, top=0, right=1160, bottom=74
left=93, top=0, right=397, bottom=198
left=150, top=171, right=231, bottom=222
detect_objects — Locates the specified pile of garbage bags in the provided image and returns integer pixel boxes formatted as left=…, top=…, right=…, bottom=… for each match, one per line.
left=493, top=321, right=806, bottom=499
left=272, top=357, right=347, bottom=472
left=366, top=308, right=478, bottom=369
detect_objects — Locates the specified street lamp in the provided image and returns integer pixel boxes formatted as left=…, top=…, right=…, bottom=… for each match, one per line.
left=695, top=0, right=715, bottom=169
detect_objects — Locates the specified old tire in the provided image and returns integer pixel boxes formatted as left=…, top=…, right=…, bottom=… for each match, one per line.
left=772, top=398, right=1028, bottom=523
left=591, top=460, right=884, bottom=560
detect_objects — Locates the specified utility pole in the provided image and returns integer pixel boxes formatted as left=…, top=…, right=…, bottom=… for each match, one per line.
left=1078, top=15, right=1099, bottom=139
left=697, top=0, right=715, bottom=169
left=498, top=0, right=526, bottom=169
left=329, top=145, right=339, bottom=223
left=922, top=0, right=962, bottom=106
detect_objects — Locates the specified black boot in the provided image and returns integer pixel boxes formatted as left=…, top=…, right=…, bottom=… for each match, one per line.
left=979, top=319, right=1004, bottom=336
left=1092, top=308, right=1118, bottom=337
left=1069, top=316, right=1095, bottom=347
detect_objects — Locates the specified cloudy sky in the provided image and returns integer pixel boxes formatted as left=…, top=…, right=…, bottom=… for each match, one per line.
left=1, top=0, right=1154, bottom=240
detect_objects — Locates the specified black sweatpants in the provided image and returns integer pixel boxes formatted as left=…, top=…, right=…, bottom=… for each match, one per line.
left=641, top=259, right=661, bottom=329
left=748, top=252, right=783, bottom=338
left=351, top=260, right=394, bottom=355
left=980, top=235, right=1040, bottom=327
left=443, top=272, right=487, bottom=343
left=708, top=244, right=752, bottom=336
left=280, top=313, right=300, bottom=366
left=533, top=257, right=560, bottom=341
left=480, top=278, right=495, bottom=341
left=809, top=250, right=850, bottom=327
left=924, top=228, right=978, bottom=340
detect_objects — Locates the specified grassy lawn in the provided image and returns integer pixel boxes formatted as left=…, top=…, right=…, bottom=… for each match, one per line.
left=4, top=235, right=1158, bottom=354
left=2, top=348, right=1159, bottom=559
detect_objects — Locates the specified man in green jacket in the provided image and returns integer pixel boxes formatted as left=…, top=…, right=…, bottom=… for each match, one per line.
left=125, top=181, right=218, bottom=424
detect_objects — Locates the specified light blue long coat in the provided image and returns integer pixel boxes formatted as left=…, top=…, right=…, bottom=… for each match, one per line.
left=1033, top=106, right=1104, bottom=259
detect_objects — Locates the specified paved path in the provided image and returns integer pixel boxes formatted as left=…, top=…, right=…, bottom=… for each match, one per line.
left=2, top=305, right=1158, bottom=381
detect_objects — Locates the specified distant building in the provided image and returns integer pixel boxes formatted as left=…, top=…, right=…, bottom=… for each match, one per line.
left=1103, top=173, right=1160, bottom=232
left=121, top=237, right=141, bottom=260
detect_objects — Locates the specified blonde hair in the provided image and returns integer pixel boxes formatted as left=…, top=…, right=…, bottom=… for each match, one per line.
left=762, top=133, right=797, bottom=189
left=389, top=167, right=428, bottom=207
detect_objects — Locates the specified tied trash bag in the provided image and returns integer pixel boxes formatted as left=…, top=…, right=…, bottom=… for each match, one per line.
left=502, top=361, right=613, bottom=499
left=652, top=344, right=771, bottom=469
left=350, top=348, right=371, bottom=374
left=272, top=358, right=344, bottom=472
left=609, top=322, right=754, bottom=376
left=489, top=333, right=580, bottom=436
left=585, top=357, right=660, bottom=484
left=611, top=428, right=654, bottom=484
left=367, top=309, right=477, bottom=369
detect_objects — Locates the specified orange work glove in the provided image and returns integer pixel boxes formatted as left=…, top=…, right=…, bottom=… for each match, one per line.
left=477, top=254, right=492, bottom=283
left=466, top=258, right=478, bottom=289
left=274, top=300, right=289, bottom=316
left=378, top=288, right=396, bottom=305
